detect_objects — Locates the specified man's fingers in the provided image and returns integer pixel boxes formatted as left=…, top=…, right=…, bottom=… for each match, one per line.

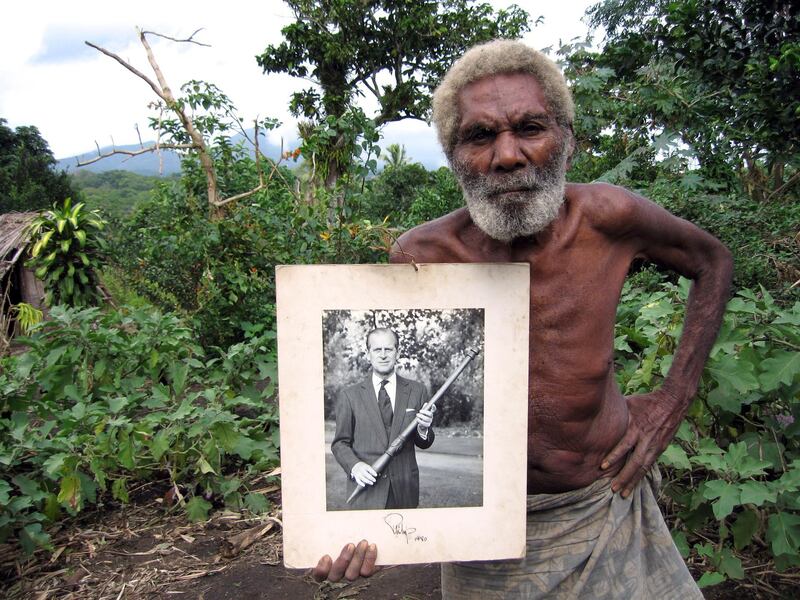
left=328, top=543, right=355, bottom=582
left=311, top=555, right=332, bottom=582
left=345, top=540, right=369, bottom=581
left=360, top=543, right=379, bottom=577
left=365, top=465, right=378, bottom=477
left=600, top=430, right=637, bottom=470
left=611, top=451, right=653, bottom=495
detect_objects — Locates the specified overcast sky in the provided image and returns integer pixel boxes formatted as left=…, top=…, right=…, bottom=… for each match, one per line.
left=0, top=1, right=598, bottom=167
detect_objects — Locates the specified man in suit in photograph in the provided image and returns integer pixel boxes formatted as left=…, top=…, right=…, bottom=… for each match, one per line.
left=331, top=327, right=436, bottom=510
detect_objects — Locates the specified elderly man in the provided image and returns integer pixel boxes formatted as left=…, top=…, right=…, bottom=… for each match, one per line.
left=331, top=327, right=435, bottom=510
left=314, top=40, right=732, bottom=598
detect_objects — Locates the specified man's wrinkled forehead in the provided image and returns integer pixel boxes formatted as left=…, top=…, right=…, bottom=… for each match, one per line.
left=456, top=72, right=553, bottom=132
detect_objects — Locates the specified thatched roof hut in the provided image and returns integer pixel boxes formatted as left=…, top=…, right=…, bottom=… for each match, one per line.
left=0, top=212, right=45, bottom=347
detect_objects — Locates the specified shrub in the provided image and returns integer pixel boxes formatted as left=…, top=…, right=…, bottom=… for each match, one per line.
left=0, top=306, right=279, bottom=553
left=616, top=279, right=800, bottom=584
left=26, top=198, right=106, bottom=307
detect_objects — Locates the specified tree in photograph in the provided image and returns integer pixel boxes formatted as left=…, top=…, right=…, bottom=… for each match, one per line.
left=0, top=119, right=77, bottom=214
left=258, top=0, right=530, bottom=186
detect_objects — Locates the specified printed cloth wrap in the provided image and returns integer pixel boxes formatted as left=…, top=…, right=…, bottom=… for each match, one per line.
left=441, top=467, right=702, bottom=599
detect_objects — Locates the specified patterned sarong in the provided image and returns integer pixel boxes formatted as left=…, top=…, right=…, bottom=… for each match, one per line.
left=441, top=468, right=702, bottom=599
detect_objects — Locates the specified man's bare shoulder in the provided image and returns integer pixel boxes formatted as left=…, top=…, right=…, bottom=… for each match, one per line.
left=390, top=207, right=472, bottom=263
left=565, top=182, right=648, bottom=237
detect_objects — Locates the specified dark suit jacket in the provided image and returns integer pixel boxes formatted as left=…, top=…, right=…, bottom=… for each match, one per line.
left=331, top=373, right=434, bottom=510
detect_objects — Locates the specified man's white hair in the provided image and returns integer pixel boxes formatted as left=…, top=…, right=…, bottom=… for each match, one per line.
left=432, top=39, right=575, bottom=157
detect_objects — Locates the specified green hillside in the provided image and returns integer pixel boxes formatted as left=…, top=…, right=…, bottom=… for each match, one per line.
left=70, top=170, right=179, bottom=219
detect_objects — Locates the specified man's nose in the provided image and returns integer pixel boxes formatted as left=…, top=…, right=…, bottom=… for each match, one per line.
left=491, top=131, right=526, bottom=172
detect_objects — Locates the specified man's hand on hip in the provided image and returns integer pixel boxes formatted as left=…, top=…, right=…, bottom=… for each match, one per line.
left=351, top=462, right=377, bottom=487
left=601, top=390, right=687, bottom=497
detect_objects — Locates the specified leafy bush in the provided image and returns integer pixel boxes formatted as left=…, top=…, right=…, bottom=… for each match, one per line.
left=0, top=306, right=279, bottom=554
left=616, top=279, right=800, bottom=584
left=26, top=198, right=107, bottom=307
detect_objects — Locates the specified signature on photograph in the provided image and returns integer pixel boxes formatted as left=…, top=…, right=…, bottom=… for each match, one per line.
left=384, top=513, right=428, bottom=544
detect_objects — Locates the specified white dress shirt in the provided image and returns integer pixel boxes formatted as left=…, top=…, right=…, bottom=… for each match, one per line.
left=372, top=371, right=397, bottom=411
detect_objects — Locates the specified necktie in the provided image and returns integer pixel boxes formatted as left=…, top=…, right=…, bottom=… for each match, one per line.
left=378, top=379, right=393, bottom=434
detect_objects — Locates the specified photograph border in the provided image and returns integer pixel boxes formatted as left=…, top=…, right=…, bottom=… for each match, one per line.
left=276, top=263, right=529, bottom=567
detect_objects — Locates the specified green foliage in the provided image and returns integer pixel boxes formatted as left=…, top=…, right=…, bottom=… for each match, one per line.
left=0, top=119, right=78, bottom=214
left=646, top=176, right=800, bottom=293
left=616, top=278, right=800, bottom=582
left=258, top=0, right=529, bottom=186
left=586, top=0, right=800, bottom=200
left=10, top=303, right=43, bottom=335
left=0, top=306, right=279, bottom=553
left=26, top=198, right=107, bottom=307
left=402, top=167, right=464, bottom=227
left=258, top=0, right=530, bottom=125
left=71, top=170, right=177, bottom=220
left=107, top=142, right=392, bottom=347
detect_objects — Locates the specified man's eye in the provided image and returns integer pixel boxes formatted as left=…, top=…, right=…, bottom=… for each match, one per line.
left=464, top=129, right=494, bottom=143
left=518, top=123, right=543, bottom=136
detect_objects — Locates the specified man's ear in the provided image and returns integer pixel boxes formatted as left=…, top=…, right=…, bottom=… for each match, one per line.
left=564, top=125, right=577, bottom=170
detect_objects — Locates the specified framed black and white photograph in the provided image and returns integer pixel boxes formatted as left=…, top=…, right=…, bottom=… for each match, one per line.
left=276, top=263, right=529, bottom=567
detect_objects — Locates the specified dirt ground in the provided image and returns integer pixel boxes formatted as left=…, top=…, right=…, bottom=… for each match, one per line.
left=1, top=486, right=442, bottom=600
left=2, top=489, right=798, bottom=599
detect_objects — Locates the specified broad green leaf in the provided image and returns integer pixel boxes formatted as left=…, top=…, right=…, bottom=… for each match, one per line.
left=702, top=480, right=740, bottom=519
left=739, top=481, right=776, bottom=506
left=0, top=480, right=11, bottom=505
left=211, top=422, right=240, bottom=452
left=107, top=396, right=129, bottom=413
left=671, top=530, right=689, bottom=558
left=118, top=432, right=135, bottom=470
left=57, top=474, right=81, bottom=511
left=12, top=475, right=46, bottom=501
left=659, top=444, right=691, bottom=470
left=42, top=453, right=68, bottom=477
left=112, top=478, right=130, bottom=503
left=691, top=453, right=726, bottom=474
left=696, top=571, right=725, bottom=588
left=169, top=361, right=189, bottom=396
left=716, top=548, right=744, bottom=580
left=767, top=512, right=800, bottom=557
left=19, top=523, right=51, bottom=555
left=731, top=509, right=759, bottom=550
left=197, top=456, right=217, bottom=475
left=759, top=351, right=800, bottom=392
left=244, top=492, right=270, bottom=515
left=707, top=354, right=759, bottom=394
left=186, top=497, right=212, bottom=522
left=150, top=430, right=171, bottom=461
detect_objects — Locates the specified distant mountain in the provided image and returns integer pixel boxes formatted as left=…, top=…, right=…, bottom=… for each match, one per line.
left=57, top=130, right=297, bottom=176
left=56, top=123, right=447, bottom=176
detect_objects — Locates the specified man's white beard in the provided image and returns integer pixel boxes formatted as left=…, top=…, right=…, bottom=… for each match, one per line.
left=451, top=144, right=569, bottom=242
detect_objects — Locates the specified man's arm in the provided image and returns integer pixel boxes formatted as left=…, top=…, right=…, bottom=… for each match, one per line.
left=331, top=389, right=361, bottom=476
left=596, top=185, right=733, bottom=496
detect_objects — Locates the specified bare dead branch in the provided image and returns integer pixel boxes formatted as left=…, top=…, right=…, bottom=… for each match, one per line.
left=76, top=143, right=195, bottom=167
left=139, top=28, right=210, bottom=46
left=84, top=41, right=166, bottom=103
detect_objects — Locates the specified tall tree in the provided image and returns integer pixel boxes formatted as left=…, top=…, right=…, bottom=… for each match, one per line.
left=587, top=0, right=800, bottom=200
left=0, top=119, right=77, bottom=213
left=258, top=0, right=530, bottom=186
